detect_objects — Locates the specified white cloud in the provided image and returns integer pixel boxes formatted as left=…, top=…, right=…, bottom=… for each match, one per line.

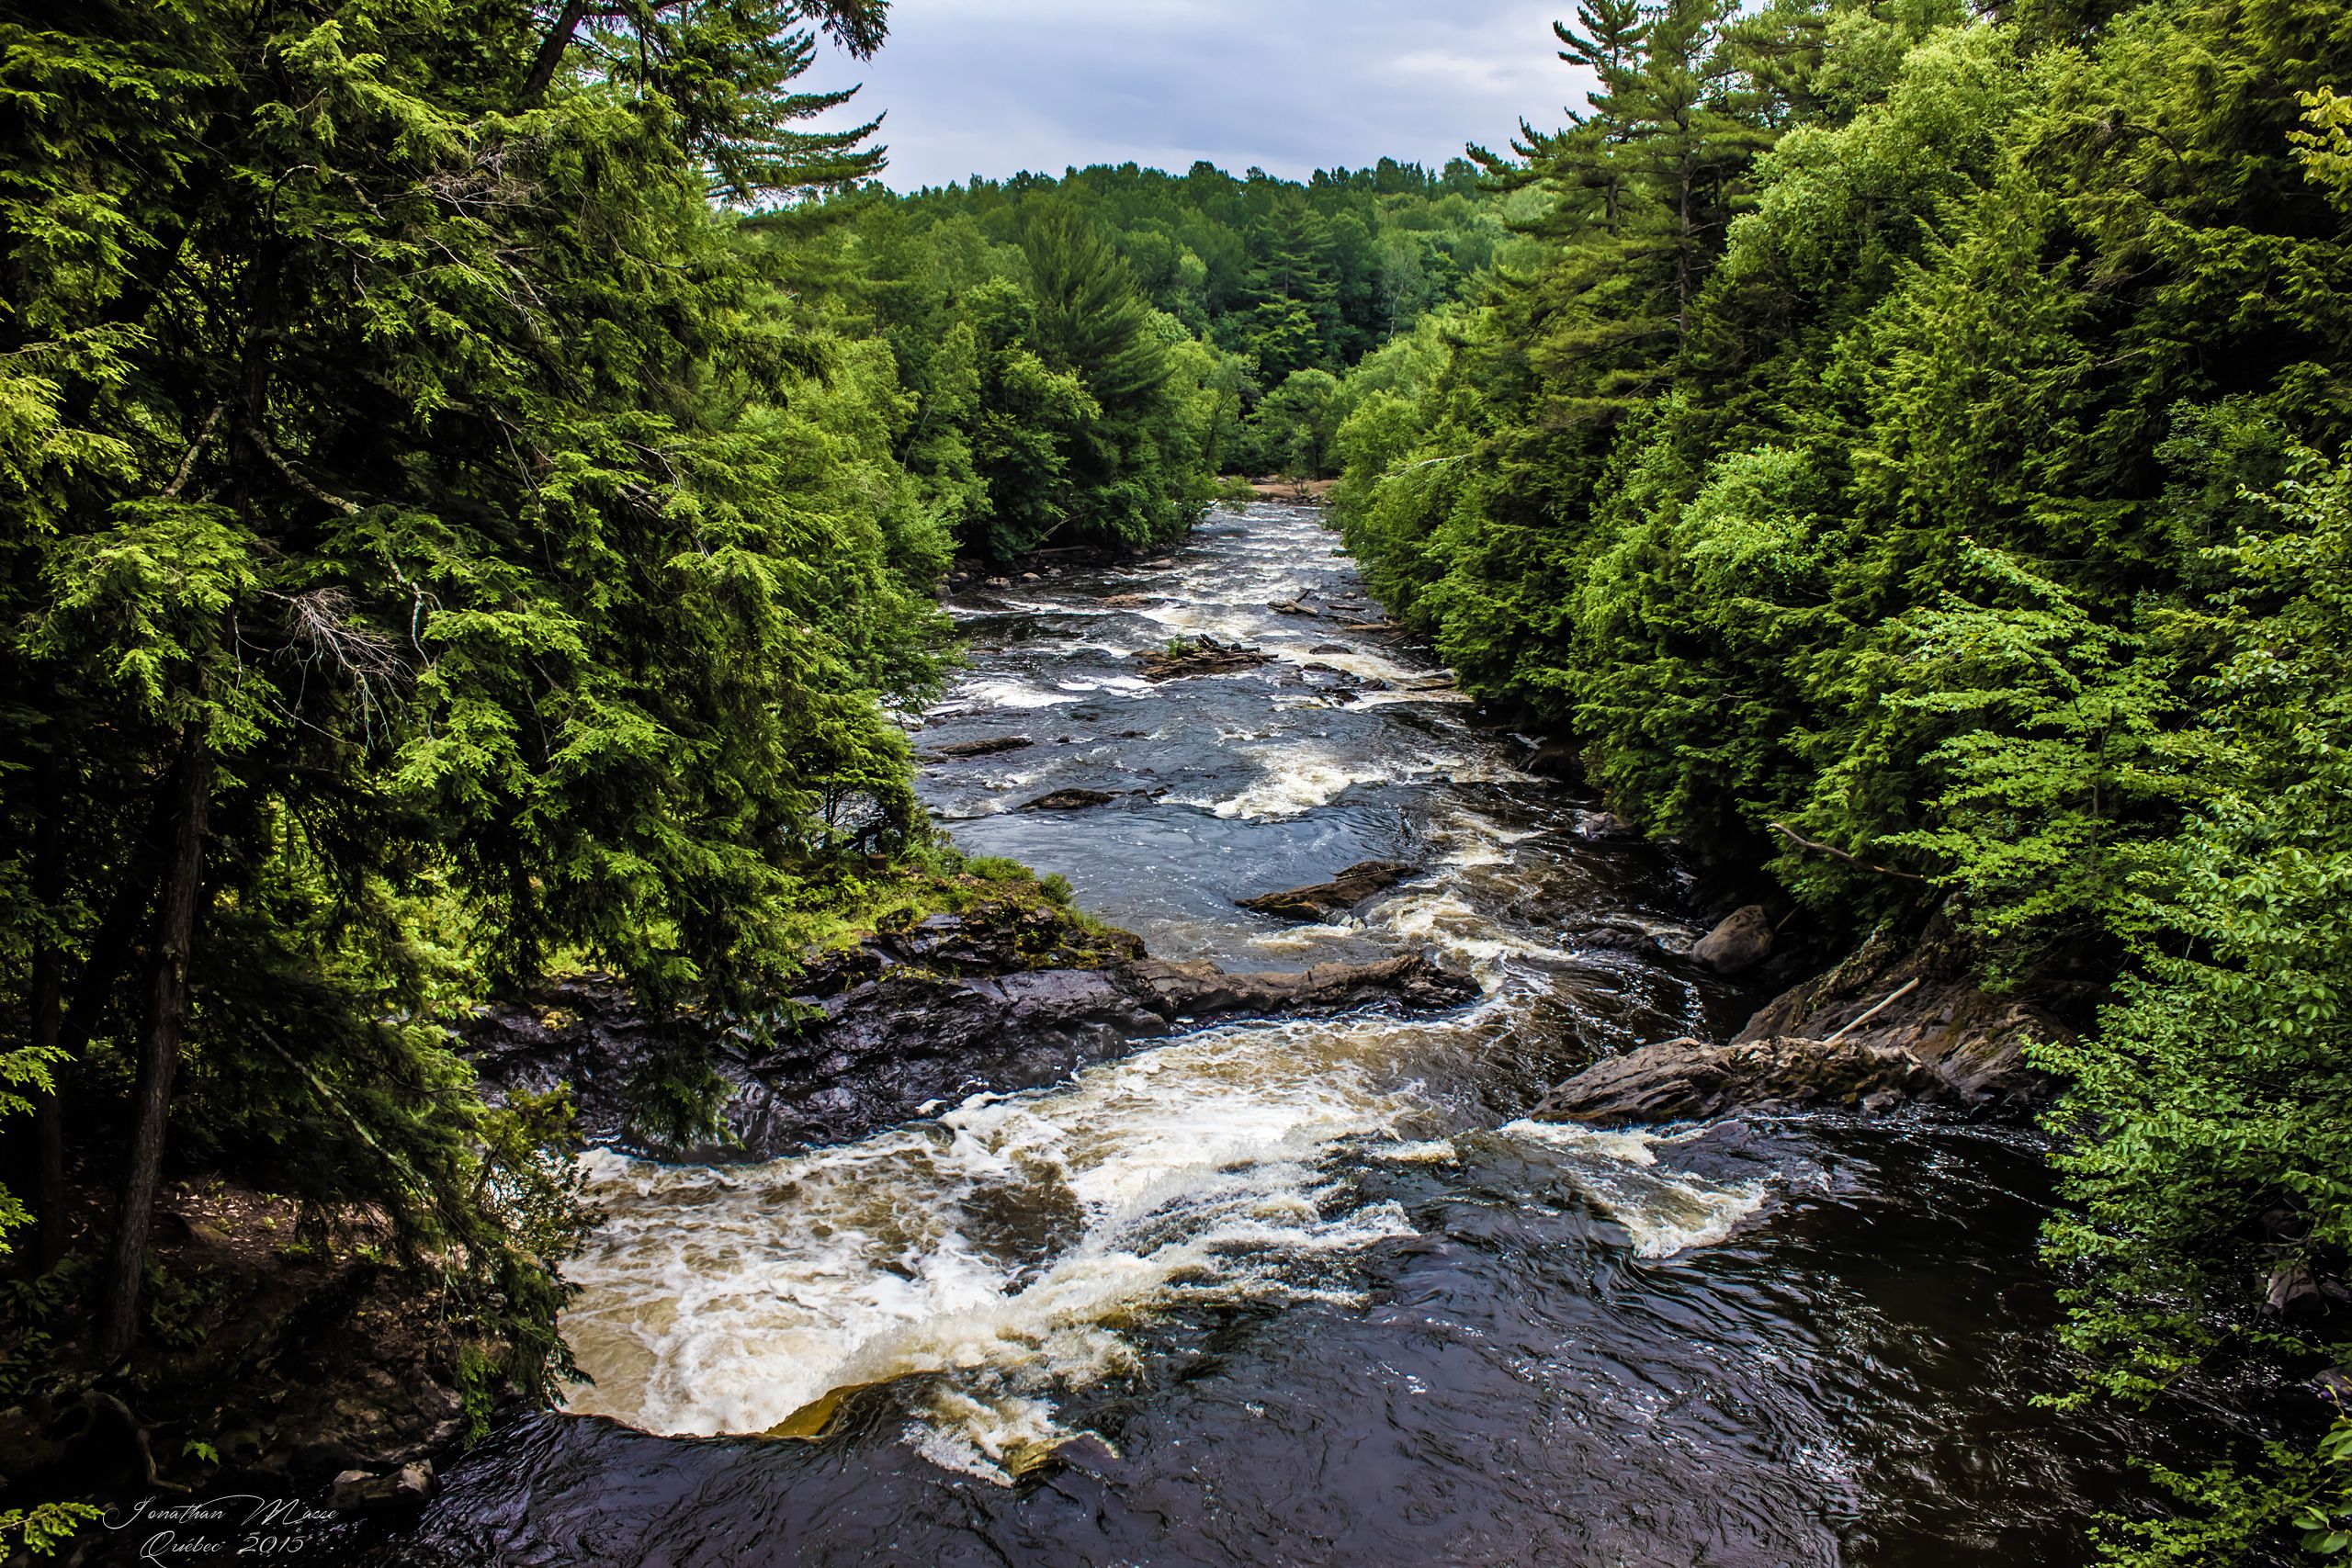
left=800, top=0, right=1598, bottom=189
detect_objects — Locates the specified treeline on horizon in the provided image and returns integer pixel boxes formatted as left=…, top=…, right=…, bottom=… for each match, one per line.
left=763, top=152, right=1514, bottom=557
left=1327, top=0, right=2352, bottom=1556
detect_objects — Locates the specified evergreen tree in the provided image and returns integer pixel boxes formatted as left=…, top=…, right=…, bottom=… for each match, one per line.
left=1235, top=203, right=1341, bottom=378
left=0, top=0, right=924, bottom=1374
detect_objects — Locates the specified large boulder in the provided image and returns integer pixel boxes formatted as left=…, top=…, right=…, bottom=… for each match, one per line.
left=1691, top=904, right=1776, bottom=974
left=1137, top=635, right=1273, bottom=681
left=1534, top=1034, right=1942, bottom=1125
left=924, top=735, right=1033, bottom=761
left=1237, top=861, right=1416, bottom=921
left=1020, top=787, right=1120, bottom=811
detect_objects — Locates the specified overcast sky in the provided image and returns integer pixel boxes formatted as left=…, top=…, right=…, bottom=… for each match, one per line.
left=804, top=1, right=1599, bottom=191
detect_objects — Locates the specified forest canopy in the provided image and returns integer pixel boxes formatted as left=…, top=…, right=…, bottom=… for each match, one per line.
left=0, top=0, right=1500, bottom=1471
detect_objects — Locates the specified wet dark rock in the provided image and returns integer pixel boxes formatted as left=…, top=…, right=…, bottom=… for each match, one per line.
left=1238, top=861, right=1417, bottom=922
left=925, top=735, right=1033, bottom=761
left=1021, top=787, right=1119, bottom=811
left=1534, top=1035, right=1941, bottom=1126
left=1692, top=905, right=1776, bottom=975
left=1564, top=916, right=1693, bottom=955
left=2265, top=1265, right=2351, bottom=1319
left=1138, top=635, right=1273, bottom=681
left=462, top=917, right=1476, bottom=1159
left=334, top=1460, right=435, bottom=1512
left=1309, top=642, right=1351, bottom=655
left=1734, top=914, right=2059, bottom=1110
left=1523, top=738, right=1582, bottom=781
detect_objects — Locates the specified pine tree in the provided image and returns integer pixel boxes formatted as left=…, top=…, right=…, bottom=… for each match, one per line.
left=1236, top=203, right=1340, bottom=378
left=0, top=0, right=921, bottom=1368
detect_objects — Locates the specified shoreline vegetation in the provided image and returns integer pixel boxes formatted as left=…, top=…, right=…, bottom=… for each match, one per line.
left=0, top=0, right=2346, bottom=1560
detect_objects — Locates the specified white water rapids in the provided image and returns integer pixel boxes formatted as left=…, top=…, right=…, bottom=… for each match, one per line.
left=556, top=1007, right=1766, bottom=1479
left=551, top=504, right=1769, bottom=1482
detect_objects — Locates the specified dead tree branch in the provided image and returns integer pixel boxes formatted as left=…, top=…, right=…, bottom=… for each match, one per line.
left=1767, top=820, right=1928, bottom=882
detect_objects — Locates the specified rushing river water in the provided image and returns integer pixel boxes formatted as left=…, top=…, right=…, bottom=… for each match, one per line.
left=369, top=504, right=2263, bottom=1566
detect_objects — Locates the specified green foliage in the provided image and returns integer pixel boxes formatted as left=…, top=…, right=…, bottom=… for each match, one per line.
left=2027, top=457, right=2352, bottom=1560
left=1877, top=546, right=2191, bottom=969
left=0, top=1502, right=103, bottom=1559
left=0, top=0, right=928, bottom=1406
left=770, top=154, right=1509, bottom=552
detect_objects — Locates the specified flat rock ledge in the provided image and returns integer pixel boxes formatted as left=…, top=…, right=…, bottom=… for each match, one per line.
left=465, top=922, right=1475, bottom=1160
left=1238, top=860, right=1416, bottom=921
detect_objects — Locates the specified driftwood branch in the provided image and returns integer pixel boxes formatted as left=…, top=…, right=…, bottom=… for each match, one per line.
left=1823, top=977, right=1921, bottom=1043
left=1767, top=820, right=1928, bottom=883
left=240, top=423, right=361, bottom=515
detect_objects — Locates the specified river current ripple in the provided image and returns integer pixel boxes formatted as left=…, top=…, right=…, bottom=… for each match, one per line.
left=369, top=505, right=2256, bottom=1567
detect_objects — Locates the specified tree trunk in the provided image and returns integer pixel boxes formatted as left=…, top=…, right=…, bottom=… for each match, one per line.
left=517, top=0, right=589, bottom=108
left=95, top=730, right=213, bottom=1364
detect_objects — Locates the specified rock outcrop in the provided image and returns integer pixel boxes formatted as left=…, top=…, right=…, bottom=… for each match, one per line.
left=1533, top=914, right=2066, bottom=1126
left=464, top=905, right=1476, bottom=1159
left=1137, top=635, right=1273, bottom=681
left=1020, top=787, right=1120, bottom=811
left=1732, top=915, right=2061, bottom=1109
left=1690, top=904, right=1776, bottom=975
left=1237, top=860, right=1416, bottom=921
left=1533, top=1035, right=1941, bottom=1125
left=925, top=735, right=1033, bottom=761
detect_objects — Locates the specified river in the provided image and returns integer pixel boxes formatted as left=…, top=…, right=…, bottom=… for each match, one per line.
left=365, top=503, right=2252, bottom=1566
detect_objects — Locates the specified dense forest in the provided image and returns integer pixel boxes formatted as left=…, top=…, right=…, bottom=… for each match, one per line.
left=3, top=0, right=2350, bottom=1559
left=764, top=153, right=1512, bottom=556
left=1332, top=0, right=2352, bottom=1556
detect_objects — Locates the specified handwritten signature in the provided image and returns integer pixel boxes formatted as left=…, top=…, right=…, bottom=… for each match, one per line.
left=105, top=1496, right=339, bottom=1562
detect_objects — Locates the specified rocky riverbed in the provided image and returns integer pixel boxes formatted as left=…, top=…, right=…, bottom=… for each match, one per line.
left=325, top=502, right=2273, bottom=1568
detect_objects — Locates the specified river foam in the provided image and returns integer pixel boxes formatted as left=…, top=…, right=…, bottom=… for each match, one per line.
left=558, top=1016, right=1440, bottom=1473
left=1494, top=1119, right=1770, bottom=1257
